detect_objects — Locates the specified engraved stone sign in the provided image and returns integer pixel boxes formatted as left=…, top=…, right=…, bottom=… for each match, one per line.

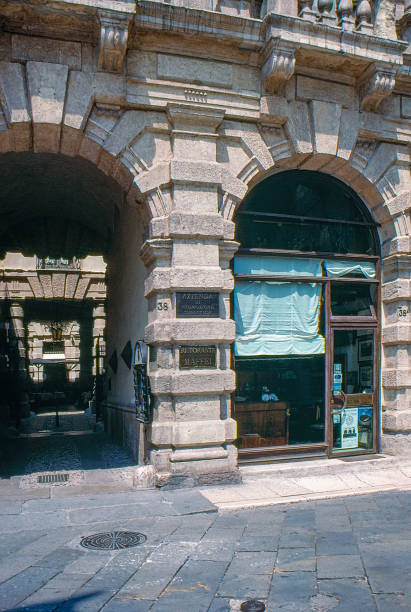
left=176, top=292, right=219, bottom=318
left=179, top=345, right=217, bottom=369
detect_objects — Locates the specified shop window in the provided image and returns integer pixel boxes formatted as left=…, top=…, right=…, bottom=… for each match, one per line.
left=233, top=170, right=380, bottom=458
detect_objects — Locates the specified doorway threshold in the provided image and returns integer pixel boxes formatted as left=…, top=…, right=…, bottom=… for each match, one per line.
left=239, top=450, right=327, bottom=465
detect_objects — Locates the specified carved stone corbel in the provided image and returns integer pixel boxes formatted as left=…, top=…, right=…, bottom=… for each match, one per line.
left=359, top=64, right=396, bottom=113
left=98, top=10, right=132, bottom=73
left=261, top=41, right=295, bottom=95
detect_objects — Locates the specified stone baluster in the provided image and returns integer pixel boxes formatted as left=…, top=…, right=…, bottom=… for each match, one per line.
left=299, top=0, right=316, bottom=22
left=356, top=0, right=373, bottom=33
left=337, top=0, right=354, bottom=31
left=317, top=0, right=336, bottom=25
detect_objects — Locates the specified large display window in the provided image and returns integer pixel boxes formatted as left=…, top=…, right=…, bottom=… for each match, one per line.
left=233, top=170, right=380, bottom=460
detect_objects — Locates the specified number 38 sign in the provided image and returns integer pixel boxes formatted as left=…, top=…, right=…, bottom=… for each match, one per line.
left=133, top=341, right=152, bottom=423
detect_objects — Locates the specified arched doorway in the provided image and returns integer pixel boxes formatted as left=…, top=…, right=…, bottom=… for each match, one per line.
left=233, top=170, right=380, bottom=460
left=0, top=152, right=148, bottom=473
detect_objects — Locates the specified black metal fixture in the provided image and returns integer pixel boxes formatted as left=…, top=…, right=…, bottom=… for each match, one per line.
left=80, top=531, right=147, bottom=550
left=240, top=601, right=266, bottom=612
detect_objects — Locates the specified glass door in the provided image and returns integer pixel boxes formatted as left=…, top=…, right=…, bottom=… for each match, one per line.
left=330, top=328, right=378, bottom=454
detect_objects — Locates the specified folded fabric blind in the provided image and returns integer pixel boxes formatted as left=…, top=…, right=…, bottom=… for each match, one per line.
left=234, top=257, right=325, bottom=357
left=324, top=260, right=376, bottom=278
left=234, top=256, right=323, bottom=277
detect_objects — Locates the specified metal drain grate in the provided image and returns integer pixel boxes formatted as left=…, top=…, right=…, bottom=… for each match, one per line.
left=37, top=473, right=69, bottom=484
left=80, top=531, right=147, bottom=550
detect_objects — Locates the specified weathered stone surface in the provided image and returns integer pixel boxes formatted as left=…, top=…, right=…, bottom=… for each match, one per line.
left=311, top=100, right=341, bottom=156
left=2, top=0, right=411, bottom=483
left=12, top=34, right=81, bottom=69
left=158, top=53, right=233, bottom=88
left=297, top=76, right=356, bottom=109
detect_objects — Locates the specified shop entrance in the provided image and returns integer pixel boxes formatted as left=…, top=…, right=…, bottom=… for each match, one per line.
left=233, top=170, right=380, bottom=460
left=331, top=329, right=378, bottom=454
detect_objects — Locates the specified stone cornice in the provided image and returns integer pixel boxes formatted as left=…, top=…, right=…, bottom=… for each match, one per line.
left=134, top=0, right=263, bottom=49
left=263, top=13, right=408, bottom=67
left=3, top=0, right=411, bottom=88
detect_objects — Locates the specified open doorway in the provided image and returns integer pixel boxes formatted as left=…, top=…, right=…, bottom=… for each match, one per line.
left=0, top=152, right=148, bottom=481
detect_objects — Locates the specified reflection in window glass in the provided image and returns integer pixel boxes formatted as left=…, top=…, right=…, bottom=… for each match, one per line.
left=237, top=220, right=375, bottom=255
left=332, top=330, right=375, bottom=452
left=331, top=283, right=377, bottom=316
left=234, top=355, right=325, bottom=448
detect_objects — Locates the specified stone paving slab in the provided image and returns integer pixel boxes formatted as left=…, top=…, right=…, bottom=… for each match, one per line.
left=0, top=489, right=409, bottom=610
left=199, top=456, right=411, bottom=510
left=2, top=465, right=411, bottom=610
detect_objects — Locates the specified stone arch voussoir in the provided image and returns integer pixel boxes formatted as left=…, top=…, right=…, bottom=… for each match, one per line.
left=220, top=150, right=411, bottom=253
left=0, top=62, right=174, bottom=223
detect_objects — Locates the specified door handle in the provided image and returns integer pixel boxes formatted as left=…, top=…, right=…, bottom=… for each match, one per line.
left=331, top=392, right=346, bottom=415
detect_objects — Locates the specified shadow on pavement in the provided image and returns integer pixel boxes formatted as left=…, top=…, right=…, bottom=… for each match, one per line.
left=0, top=410, right=138, bottom=479
left=9, top=589, right=103, bottom=611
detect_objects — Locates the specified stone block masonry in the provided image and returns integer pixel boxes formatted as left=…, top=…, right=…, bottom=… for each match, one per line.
left=1, top=0, right=411, bottom=485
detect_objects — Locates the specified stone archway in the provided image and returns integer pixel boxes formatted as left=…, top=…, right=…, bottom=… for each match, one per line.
left=2, top=52, right=411, bottom=478
left=0, top=148, right=148, bottom=469
left=219, top=133, right=411, bottom=456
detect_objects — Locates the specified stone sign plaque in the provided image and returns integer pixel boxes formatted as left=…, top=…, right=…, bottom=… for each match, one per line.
left=179, top=345, right=217, bottom=369
left=176, top=292, right=219, bottom=318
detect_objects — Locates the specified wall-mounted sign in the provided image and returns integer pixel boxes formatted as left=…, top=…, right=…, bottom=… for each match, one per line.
left=398, top=306, right=408, bottom=318
left=179, top=345, right=217, bottom=369
left=333, top=363, right=342, bottom=394
left=176, top=292, right=219, bottom=318
left=341, top=406, right=358, bottom=449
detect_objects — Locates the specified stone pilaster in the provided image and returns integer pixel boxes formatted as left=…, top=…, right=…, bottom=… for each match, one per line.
left=9, top=302, right=26, bottom=369
left=141, top=104, right=240, bottom=486
left=9, top=301, right=29, bottom=417
left=381, top=242, right=411, bottom=455
left=92, top=301, right=106, bottom=376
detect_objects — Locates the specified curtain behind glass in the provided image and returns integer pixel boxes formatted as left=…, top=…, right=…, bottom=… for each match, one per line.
left=234, top=256, right=323, bottom=277
left=234, top=281, right=325, bottom=357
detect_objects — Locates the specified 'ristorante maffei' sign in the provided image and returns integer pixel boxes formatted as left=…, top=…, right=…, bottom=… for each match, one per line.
left=179, top=345, right=217, bottom=369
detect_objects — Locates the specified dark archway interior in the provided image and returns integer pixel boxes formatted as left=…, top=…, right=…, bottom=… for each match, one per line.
left=236, top=170, right=379, bottom=255
left=0, top=152, right=123, bottom=258
left=0, top=153, right=124, bottom=427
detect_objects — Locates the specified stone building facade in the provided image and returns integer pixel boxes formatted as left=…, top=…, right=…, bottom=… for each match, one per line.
left=1, top=0, right=411, bottom=485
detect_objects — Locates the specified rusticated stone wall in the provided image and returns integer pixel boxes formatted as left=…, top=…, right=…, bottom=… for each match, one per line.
left=1, top=0, right=411, bottom=484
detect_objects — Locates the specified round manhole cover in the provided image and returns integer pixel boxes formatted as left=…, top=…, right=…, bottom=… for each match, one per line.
left=240, top=601, right=265, bottom=612
left=80, top=531, right=147, bottom=550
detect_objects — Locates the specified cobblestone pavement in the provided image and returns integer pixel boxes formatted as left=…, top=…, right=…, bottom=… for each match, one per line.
left=0, top=411, right=137, bottom=479
left=0, top=485, right=410, bottom=611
